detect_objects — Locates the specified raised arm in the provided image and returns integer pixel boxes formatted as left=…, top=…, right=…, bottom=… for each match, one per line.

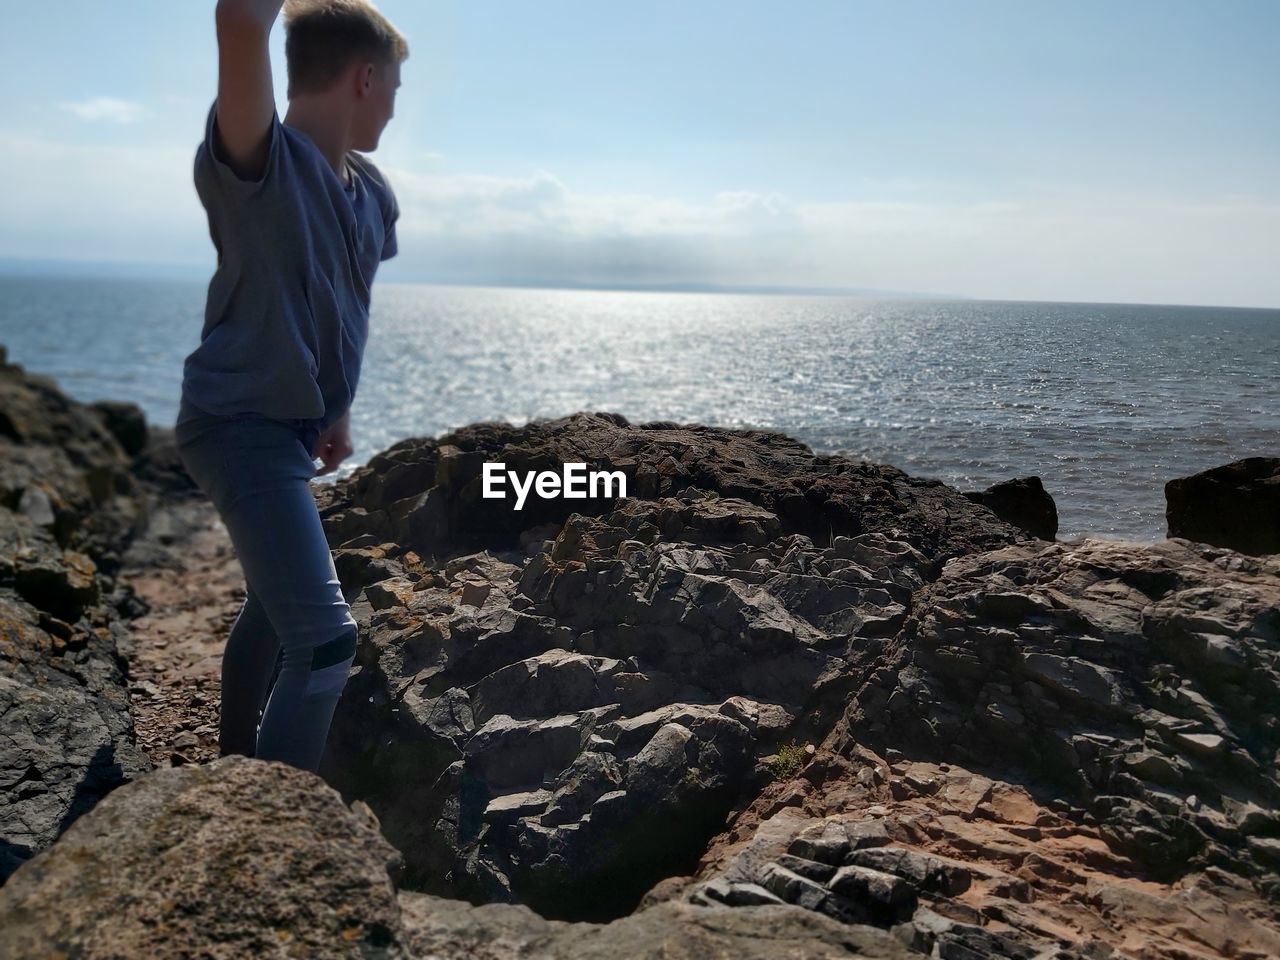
left=212, top=0, right=286, bottom=181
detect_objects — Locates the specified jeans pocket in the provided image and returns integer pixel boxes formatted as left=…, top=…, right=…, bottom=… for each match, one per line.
left=175, top=431, right=230, bottom=505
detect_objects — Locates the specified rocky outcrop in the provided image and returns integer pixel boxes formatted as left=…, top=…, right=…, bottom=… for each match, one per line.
left=0, top=345, right=151, bottom=571
left=0, top=347, right=153, bottom=882
left=312, top=412, right=1023, bottom=573
left=4, top=345, right=1277, bottom=956
left=675, top=752, right=1280, bottom=959
left=1166, top=457, right=1280, bottom=555
left=964, top=475, right=1058, bottom=540
left=0, top=755, right=914, bottom=960
left=313, top=412, right=1026, bottom=920
left=838, top=537, right=1280, bottom=887
left=307, top=413, right=1280, bottom=952
left=667, top=537, right=1280, bottom=958
left=11, top=521, right=1275, bottom=958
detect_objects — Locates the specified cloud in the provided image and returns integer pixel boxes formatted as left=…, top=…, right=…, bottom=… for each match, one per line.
left=0, top=131, right=206, bottom=264
left=381, top=166, right=804, bottom=239
left=376, top=164, right=1279, bottom=304
left=58, top=97, right=146, bottom=124
left=786, top=191, right=1280, bottom=305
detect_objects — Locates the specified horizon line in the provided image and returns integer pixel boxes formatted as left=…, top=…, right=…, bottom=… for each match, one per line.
left=0, top=256, right=1276, bottom=312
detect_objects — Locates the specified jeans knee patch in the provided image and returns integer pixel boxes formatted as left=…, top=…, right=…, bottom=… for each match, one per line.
left=311, top=624, right=358, bottom=671
left=305, top=626, right=357, bottom=699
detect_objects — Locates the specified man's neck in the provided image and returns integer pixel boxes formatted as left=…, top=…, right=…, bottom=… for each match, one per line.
left=283, top=98, right=353, bottom=182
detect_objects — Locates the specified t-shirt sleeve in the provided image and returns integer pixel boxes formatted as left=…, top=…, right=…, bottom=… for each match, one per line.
left=380, top=179, right=400, bottom=262
left=194, top=99, right=285, bottom=199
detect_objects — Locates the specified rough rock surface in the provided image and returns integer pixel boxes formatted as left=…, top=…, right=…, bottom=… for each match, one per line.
left=836, top=538, right=1280, bottom=891
left=665, top=537, right=1280, bottom=959
left=674, top=753, right=1280, bottom=959
left=311, top=412, right=1022, bottom=573
left=964, top=475, right=1059, bottom=541
left=397, top=891, right=912, bottom=959
left=0, top=347, right=152, bottom=882
left=1166, top=457, right=1280, bottom=556
left=0, top=755, right=914, bottom=960
left=313, top=412, right=1026, bottom=919
left=0, top=756, right=406, bottom=959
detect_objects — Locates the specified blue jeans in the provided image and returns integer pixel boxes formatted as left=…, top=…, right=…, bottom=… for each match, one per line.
left=173, top=398, right=357, bottom=772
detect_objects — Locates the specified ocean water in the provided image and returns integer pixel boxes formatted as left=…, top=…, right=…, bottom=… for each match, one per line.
left=1, top=274, right=1276, bottom=542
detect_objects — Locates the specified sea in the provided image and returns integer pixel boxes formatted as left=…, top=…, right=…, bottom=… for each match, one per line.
left=1, top=273, right=1276, bottom=543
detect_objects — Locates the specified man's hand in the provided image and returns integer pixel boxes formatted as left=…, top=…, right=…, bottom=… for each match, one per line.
left=312, top=409, right=353, bottom=476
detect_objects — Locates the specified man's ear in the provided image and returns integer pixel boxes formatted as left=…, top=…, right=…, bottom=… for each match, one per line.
left=354, top=61, right=375, bottom=99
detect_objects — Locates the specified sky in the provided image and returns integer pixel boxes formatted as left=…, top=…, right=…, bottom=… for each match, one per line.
left=0, top=0, right=1277, bottom=306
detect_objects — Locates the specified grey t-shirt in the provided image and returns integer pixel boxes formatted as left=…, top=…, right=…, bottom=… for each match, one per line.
left=179, top=100, right=399, bottom=433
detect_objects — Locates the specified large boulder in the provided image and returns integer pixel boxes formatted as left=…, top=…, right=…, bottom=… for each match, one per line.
left=963, top=475, right=1058, bottom=540
left=0, top=756, right=407, bottom=959
left=0, top=348, right=148, bottom=565
left=0, top=574, right=149, bottom=883
left=1166, top=457, right=1280, bottom=555
left=313, top=411, right=1023, bottom=574
left=0, top=347, right=155, bottom=882
left=315, top=412, right=1026, bottom=919
left=88, top=399, right=150, bottom=457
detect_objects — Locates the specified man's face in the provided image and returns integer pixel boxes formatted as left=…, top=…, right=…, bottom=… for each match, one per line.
left=353, top=59, right=400, bottom=151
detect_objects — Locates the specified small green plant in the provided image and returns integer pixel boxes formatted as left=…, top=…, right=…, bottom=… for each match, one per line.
left=766, top=739, right=808, bottom=780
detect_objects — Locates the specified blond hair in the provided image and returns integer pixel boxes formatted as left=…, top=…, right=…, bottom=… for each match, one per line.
left=283, top=0, right=409, bottom=98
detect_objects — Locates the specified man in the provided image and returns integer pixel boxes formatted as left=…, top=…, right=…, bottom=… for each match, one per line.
left=173, top=0, right=408, bottom=772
